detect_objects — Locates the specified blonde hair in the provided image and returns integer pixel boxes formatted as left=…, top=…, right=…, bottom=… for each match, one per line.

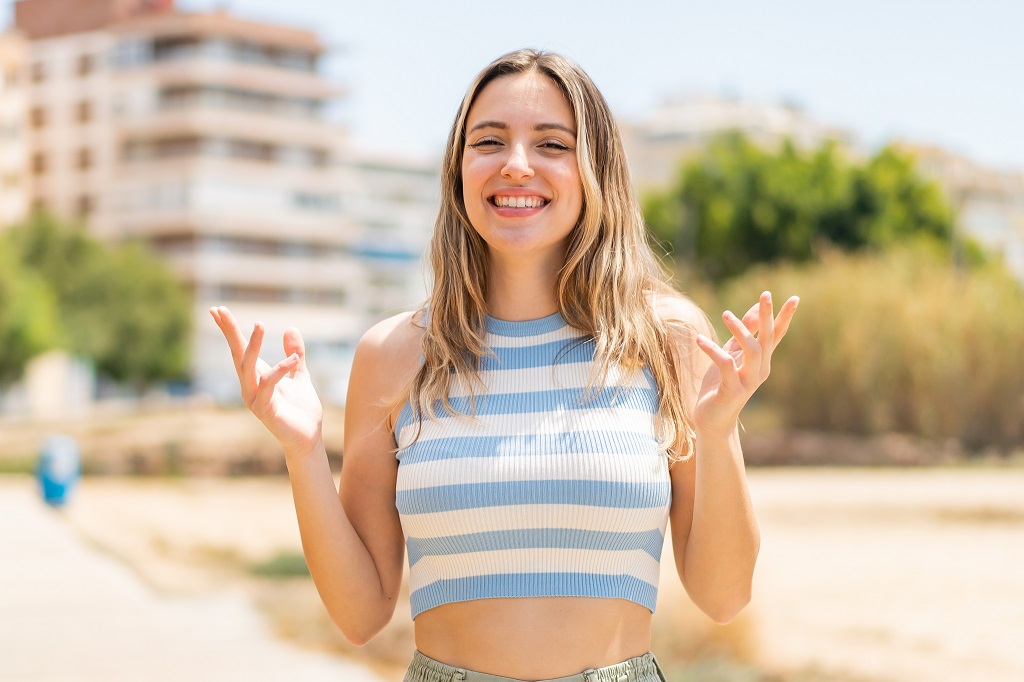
left=407, top=49, right=702, bottom=461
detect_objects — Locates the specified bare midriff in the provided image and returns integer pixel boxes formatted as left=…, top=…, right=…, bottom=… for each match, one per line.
left=413, top=596, right=653, bottom=679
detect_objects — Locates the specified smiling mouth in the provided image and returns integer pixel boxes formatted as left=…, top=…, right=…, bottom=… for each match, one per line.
left=490, top=195, right=548, bottom=208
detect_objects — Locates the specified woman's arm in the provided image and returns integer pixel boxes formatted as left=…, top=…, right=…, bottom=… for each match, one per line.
left=210, top=307, right=420, bottom=644
left=659, top=292, right=798, bottom=623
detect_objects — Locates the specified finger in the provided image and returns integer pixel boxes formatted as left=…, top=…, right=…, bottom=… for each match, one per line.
left=773, top=296, right=801, bottom=341
left=722, top=302, right=760, bottom=353
left=758, top=291, right=776, bottom=367
left=254, top=353, right=300, bottom=405
left=740, top=302, right=759, bottom=334
left=722, top=310, right=761, bottom=370
left=696, top=333, right=742, bottom=391
left=282, top=327, right=308, bottom=376
left=209, top=306, right=248, bottom=365
left=240, top=321, right=266, bottom=384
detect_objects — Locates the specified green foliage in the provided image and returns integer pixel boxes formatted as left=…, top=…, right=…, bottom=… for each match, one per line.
left=3, top=213, right=191, bottom=387
left=250, top=550, right=311, bottom=579
left=0, top=245, right=61, bottom=386
left=645, top=134, right=964, bottom=282
left=63, top=241, right=191, bottom=385
left=721, top=246, right=1024, bottom=450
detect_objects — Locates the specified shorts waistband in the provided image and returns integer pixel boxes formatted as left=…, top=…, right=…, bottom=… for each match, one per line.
left=404, top=649, right=665, bottom=682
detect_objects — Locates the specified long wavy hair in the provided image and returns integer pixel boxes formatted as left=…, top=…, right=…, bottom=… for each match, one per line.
left=405, top=49, right=704, bottom=461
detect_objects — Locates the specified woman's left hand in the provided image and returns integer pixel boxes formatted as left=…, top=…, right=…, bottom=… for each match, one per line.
left=693, top=291, right=799, bottom=438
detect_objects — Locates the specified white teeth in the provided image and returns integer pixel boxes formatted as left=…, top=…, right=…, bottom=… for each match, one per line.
left=494, top=195, right=545, bottom=208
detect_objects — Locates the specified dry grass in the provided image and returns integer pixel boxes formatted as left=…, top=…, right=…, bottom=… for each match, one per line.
left=720, top=247, right=1024, bottom=452
left=52, top=468, right=1024, bottom=682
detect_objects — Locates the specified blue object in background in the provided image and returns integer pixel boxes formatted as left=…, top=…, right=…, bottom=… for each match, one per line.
left=37, top=435, right=80, bottom=507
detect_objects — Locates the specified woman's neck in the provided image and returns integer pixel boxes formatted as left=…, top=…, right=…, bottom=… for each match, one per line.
left=484, top=252, right=561, bottom=321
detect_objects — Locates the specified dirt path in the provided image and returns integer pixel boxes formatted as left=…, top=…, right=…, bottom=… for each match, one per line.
left=0, top=478, right=384, bottom=682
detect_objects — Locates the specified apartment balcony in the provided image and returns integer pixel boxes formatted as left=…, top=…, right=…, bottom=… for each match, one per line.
left=113, top=153, right=346, bottom=187
left=116, top=104, right=343, bottom=149
left=117, top=55, right=339, bottom=101
left=107, top=206, right=351, bottom=243
left=168, top=249, right=357, bottom=291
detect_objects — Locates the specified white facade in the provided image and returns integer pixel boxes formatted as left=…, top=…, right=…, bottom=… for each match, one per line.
left=0, top=31, right=28, bottom=226
left=905, top=143, right=1024, bottom=279
left=343, top=151, right=439, bottom=319
left=621, top=93, right=857, bottom=192
left=16, top=9, right=371, bottom=404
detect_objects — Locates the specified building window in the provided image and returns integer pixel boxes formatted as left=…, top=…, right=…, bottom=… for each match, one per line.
left=294, top=192, right=339, bottom=212
left=76, top=148, right=93, bottom=170
left=76, top=100, right=92, bottom=123
left=30, top=106, right=46, bottom=128
left=77, top=54, right=95, bottom=77
left=76, top=195, right=94, bottom=218
left=228, top=139, right=274, bottom=161
left=32, top=153, right=47, bottom=175
left=30, top=62, right=45, bottom=83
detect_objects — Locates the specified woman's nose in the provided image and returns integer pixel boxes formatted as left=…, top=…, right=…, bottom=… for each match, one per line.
left=501, top=143, right=534, bottom=180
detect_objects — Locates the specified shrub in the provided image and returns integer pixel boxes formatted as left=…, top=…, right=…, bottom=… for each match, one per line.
left=720, top=246, right=1024, bottom=451
left=250, top=550, right=311, bottom=578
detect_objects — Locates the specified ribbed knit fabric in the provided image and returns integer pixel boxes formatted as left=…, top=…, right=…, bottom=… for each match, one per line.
left=394, top=312, right=671, bottom=619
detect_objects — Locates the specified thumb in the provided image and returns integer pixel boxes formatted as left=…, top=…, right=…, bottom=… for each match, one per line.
left=282, top=327, right=308, bottom=374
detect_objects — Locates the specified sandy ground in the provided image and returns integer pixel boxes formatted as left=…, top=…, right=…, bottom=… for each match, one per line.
left=0, top=478, right=384, bottom=682
left=5, top=467, right=1023, bottom=681
left=745, top=468, right=1024, bottom=682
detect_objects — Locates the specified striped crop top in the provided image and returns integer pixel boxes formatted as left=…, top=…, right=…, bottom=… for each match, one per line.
left=393, top=312, right=671, bottom=619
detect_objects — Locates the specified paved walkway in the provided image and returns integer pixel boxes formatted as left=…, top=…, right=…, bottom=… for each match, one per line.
left=0, top=478, right=384, bottom=682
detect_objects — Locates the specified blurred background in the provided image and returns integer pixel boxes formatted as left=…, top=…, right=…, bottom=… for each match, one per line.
left=0, top=1, right=1021, bottom=680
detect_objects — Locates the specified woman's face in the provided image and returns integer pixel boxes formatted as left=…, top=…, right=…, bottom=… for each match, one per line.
left=461, top=71, right=583, bottom=265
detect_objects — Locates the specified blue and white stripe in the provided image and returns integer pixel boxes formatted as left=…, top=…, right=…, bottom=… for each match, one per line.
left=395, top=312, right=671, bottom=618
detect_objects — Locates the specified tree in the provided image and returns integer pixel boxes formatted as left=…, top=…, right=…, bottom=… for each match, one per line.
left=644, top=133, right=963, bottom=282
left=0, top=244, right=61, bottom=386
left=7, top=213, right=192, bottom=387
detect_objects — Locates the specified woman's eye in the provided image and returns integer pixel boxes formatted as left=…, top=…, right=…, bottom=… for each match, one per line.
left=541, top=141, right=571, bottom=151
left=469, top=139, right=501, bottom=148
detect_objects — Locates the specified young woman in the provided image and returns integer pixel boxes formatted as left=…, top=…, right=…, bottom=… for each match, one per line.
left=211, top=49, right=798, bottom=682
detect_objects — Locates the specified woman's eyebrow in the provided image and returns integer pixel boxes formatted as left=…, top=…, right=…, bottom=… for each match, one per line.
left=534, top=123, right=576, bottom=135
left=467, top=121, right=577, bottom=135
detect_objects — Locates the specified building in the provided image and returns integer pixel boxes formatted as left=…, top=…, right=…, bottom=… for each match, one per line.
left=343, top=151, right=439, bottom=319
left=620, top=92, right=1024, bottom=281
left=621, top=92, right=857, bottom=192
left=9, top=0, right=438, bottom=405
left=0, top=30, right=29, bottom=226
left=902, top=143, right=1024, bottom=278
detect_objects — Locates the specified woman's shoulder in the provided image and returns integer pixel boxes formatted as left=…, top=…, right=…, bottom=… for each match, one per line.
left=353, top=309, right=425, bottom=384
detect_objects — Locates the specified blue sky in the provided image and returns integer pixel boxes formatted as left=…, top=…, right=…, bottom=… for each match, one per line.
left=4, top=0, right=1022, bottom=170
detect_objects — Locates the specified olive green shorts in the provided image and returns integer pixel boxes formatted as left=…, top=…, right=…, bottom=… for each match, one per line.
left=403, top=649, right=667, bottom=682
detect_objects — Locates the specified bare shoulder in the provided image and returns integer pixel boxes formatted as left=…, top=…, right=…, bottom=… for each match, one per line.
left=351, top=309, right=424, bottom=397
left=652, top=291, right=715, bottom=338
left=358, top=309, right=424, bottom=356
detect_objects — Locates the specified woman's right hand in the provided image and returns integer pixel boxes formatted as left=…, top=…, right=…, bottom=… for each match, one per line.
left=210, top=306, right=324, bottom=458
